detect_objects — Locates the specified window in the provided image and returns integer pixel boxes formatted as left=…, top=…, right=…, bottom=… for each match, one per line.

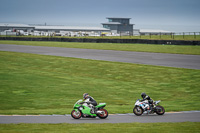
left=103, top=25, right=110, bottom=29
left=122, top=19, right=127, bottom=24
left=108, top=19, right=112, bottom=22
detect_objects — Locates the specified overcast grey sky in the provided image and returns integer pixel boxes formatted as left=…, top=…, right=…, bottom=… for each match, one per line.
left=0, top=0, right=200, bottom=32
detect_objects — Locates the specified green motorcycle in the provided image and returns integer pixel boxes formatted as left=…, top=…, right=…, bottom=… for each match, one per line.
left=71, top=99, right=108, bottom=119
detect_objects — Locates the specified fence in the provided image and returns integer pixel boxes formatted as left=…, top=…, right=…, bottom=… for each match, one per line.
left=138, top=32, right=200, bottom=40
left=0, top=31, right=200, bottom=40
left=0, top=36, right=200, bottom=45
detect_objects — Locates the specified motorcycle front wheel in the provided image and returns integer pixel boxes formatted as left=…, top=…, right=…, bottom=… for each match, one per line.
left=155, top=105, right=165, bottom=115
left=97, top=109, right=108, bottom=119
left=133, top=106, right=143, bottom=116
left=71, top=110, right=82, bottom=119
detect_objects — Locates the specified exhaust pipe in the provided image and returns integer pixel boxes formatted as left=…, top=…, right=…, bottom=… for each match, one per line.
left=96, top=111, right=104, bottom=114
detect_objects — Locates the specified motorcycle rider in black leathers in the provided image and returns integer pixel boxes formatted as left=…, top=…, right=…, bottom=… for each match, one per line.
left=83, top=93, right=97, bottom=114
left=141, top=92, right=153, bottom=111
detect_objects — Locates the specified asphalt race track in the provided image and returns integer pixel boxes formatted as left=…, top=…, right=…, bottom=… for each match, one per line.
left=0, top=44, right=200, bottom=69
left=0, top=112, right=200, bottom=123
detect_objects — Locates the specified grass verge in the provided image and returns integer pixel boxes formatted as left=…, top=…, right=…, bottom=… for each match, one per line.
left=0, top=122, right=199, bottom=133
left=0, top=51, right=199, bottom=114
left=0, top=40, right=200, bottom=55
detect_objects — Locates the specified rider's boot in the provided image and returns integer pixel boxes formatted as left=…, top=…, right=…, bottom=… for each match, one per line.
left=90, top=105, right=95, bottom=114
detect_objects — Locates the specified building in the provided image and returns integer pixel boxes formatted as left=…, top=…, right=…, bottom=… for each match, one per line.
left=0, top=18, right=173, bottom=36
left=0, top=23, right=110, bottom=36
left=34, top=25, right=110, bottom=36
left=0, top=23, right=35, bottom=35
left=34, top=25, right=109, bottom=33
left=101, top=17, right=134, bottom=35
left=138, top=29, right=172, bottom=35
left=0, top=23, right=35, bottom=32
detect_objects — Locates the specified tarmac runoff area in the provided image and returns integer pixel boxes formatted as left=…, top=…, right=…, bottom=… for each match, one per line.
left=0, top=44, right=200, bottom=70
left=0, top=111, right=200, bottom=124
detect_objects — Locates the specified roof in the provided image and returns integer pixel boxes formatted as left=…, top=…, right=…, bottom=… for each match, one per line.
left=34, top=26, right=110, bottom=31
left=101, top=22, right=121, bottom=25
left=106, top=17, right=131, bottom=19
left=0, top=23, right=110, bottom=31
left=0, top=23, right=34, bottom=28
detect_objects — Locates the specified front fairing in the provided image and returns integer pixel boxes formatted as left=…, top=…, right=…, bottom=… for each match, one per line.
left=135, top=100, right=140, bottom=105
left=73, top=99, right=83, bottom=109
left=134, top=99, right=145, bottom=109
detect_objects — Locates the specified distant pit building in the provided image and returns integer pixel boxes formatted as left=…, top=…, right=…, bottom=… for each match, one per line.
left=102, top=17, right=134, bottom=35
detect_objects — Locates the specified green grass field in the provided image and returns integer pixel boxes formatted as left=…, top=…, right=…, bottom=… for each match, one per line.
left=0, top=122, right=199, bottom=133
left=0, top=41, right=199, bottom=132
left=0, top=40, right=200, bottom=55
left=0, top=51, right=199, bottom=115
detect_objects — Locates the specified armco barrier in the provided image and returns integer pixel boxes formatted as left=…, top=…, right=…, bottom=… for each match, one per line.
left=0, top=37, right=200, bottom=45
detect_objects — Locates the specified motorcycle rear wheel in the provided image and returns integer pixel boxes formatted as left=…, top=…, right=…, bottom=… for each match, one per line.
left=97, top=109, right=108, bottom=119
left=155, top=105, right=165, bottom=115
left=71, top=110, right=82, bottom=119
left=133, top=106, right=143, bottom=116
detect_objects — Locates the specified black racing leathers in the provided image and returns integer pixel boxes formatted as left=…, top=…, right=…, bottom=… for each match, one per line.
left=86, top=96, right=97, bottom=106
left=141, top=95, right=153, bottom=104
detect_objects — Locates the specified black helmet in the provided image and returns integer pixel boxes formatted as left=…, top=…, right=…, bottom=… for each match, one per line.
left=83, top=93, right=89, bottom=99
left=141, top=92, right=146, bottom=98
